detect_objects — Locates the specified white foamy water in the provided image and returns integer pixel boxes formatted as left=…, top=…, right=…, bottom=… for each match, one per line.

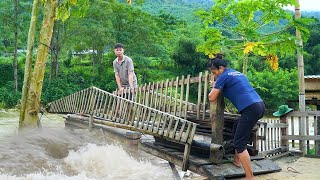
left=0, top=111, right=175, bottom=180
left=64, top=143, right=169, bottom=180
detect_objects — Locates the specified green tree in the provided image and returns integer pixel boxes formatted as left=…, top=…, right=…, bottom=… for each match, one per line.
left=20, top=0, right=89, bottom=129
left=172, top=38, right=207, bottom=76
left=247, top=68, right=298, bottom=111
left=196, top=0, right=311, bottom=75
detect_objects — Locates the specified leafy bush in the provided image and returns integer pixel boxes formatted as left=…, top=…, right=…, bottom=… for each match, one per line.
left=247, top=68, right=298, bottom=112
left=0, top=81, right=21, bottom=108
left=41, top=77, right=82, bottom=104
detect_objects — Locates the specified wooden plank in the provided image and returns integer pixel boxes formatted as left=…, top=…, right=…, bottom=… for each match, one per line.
left=159, top=114, right=168, bottom=136
left=299, top=116, right=303, bottom=151
left=306, top=116, right=310, bottom=154
left=125, top=101, right=134, bottom=125
left=271, top=119, right=274, bottom=149
left=74, top=92, right=79, bottom=113
left=128, top=101, right=138, bottom=126
left=315, top=115, right=319, bottom=155
left=140, top=141, right=211, bottom=167
left=141, top=83, right=147, bottom=106
left=202, top=71, right=208, bottom=121
left=158, top=81, right=164, bottom=110
left=109, top=95, right=117, bottom=121
left=168, top=79, right=174, bottom=114
left=291, top=117, right=295, bottom=148
left=202, top=159, right=281, bottom=178
left=263, top=123, right=267, bottom=151
left=149, top=82, right=155, bottom=108
left=184, top=75, right=190, bottom=120
left=148, top=111, right=158, bottom=131
left=105, top=95, right=113, bottom=119
left=282, top=135, right=320, bottom=140
left=139, top=103, right=148, bottom=129
left=181, top=123, right=191, bottom=143
left=197, top=72, right=202, bottom=120
left=182, top=143, right=191, bottom=171
left=153, top=112, right=162, bottom=134
left=176, top=121, right=186, bottom=141
left=170, top=119, right=179, bottom=139
left=143, top=108, right=152, bottom=130
left=102, top=93, right=108, bottom=118
left=134, top=103, right=143, bottom=128
left=265, top=122, right=288, bottom=129
left=97, top=93, right=105, bottom=117
left=120, top=100, right=129, bottom=124
left=280, top=116, right=289, bottom=151
left=188, top=123, right=197, bottom=144
left=258, top=147, right=284, bottom=157
left=165, top=116, right=174, bottom=137
left=178, top=75, right=185, bottom=118
left=163, top=79, right=169, bottom=112
left=173, top=76, right=179, bottom=116
left=79, top=90, right=85, bottom=113
left=153, top=82, right=159, bottom=109
left=288, top=111, right=320, bottom=117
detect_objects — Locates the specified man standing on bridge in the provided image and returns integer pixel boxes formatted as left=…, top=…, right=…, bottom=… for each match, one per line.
left=113, top=43, right=138, bottom=95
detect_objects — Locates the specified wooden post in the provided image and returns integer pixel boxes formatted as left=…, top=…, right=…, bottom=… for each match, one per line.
left=280, top=115, right=289, bottom=152
left=295, top=0, right=307, bottom=155
left=210, top=94, right=224, bottom=163
left=89, top=113, right=93, bottom=130
left=316, top=105, right=320, bottom=155
left=182, top=143, right=191, bottom=171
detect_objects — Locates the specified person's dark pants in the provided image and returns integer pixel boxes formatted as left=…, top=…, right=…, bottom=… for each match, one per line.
left=232, top=101, right=265, bottom=153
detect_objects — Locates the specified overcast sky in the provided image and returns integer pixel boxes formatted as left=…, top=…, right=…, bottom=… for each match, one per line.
left=286, top=0, right=320, bottom=11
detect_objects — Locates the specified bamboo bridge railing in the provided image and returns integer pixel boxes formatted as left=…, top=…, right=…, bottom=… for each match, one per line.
left=48, top=86, right=197, bottom=170
left=115, top=71, right=214, bottom=126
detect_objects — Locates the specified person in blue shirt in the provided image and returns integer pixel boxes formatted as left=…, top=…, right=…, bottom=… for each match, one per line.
left=208, top=54, right=265, bottom=179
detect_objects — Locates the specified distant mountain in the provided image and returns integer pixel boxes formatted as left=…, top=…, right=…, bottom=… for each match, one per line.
left=302, top=11, right=320, bottom=18
left=140, top=0, right=214, bottom=23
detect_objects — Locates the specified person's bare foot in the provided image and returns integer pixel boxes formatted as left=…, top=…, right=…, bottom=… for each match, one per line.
left=233, top=161, right=242, bottom=167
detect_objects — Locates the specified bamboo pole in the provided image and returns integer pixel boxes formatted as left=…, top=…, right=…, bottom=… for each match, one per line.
left=295, top=0, right=306, bottom=154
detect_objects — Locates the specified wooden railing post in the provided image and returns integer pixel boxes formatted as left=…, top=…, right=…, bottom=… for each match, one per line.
left=210, top=93, right=224, bottom=163
left=89, top=113, right=93, bottom=130
left=316, top=105, right=320, bottom=155
left=280, top=115, right=289, bottom=152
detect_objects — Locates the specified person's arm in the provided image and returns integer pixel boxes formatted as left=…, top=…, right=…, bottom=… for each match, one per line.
left=115, top=72, right=123, bottom=93
left=127, top=57, right=135, bottom=88
left=128, top=71, right=134, bottom=88
left=208, top=88, right=221, bottom=102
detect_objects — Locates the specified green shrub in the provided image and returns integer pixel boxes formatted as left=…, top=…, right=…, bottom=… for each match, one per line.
left=0, top=81, right=21, bottom=108
left=247, top=68, right=298, bottom=112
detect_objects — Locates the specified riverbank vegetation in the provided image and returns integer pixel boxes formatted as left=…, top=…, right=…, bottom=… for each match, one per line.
left=1, top=0, right=320, bottom=113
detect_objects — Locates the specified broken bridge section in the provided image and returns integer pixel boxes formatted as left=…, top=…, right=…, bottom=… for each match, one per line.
left=48, top=71, right=282, bottom=178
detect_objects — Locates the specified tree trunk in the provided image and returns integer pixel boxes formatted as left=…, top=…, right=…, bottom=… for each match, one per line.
left=50, top=21, right=61, bottom=80
left=242, top=54, right=248, bottom=76
left=13, top=0, right=19, bottom=91
left=50, top=35, right=53, bottom=81
left=55, top=24, right=60, bottom=78
left=20, top=0, right=58, bottom=128
left=19, top=0, right=39, bottom=128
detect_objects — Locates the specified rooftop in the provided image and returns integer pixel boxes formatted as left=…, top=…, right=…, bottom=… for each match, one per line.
left=305, top=75, right=320, bottom=79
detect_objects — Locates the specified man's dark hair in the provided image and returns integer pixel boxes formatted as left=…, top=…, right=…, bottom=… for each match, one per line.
left=114, top=43, right=124, bottom=49
left=208, top=53, right=228, bottom=69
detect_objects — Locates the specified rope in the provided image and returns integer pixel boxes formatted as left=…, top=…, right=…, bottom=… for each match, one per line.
left=141, top=133, right=153, bottom=141
left=287, top=167, right=300, bottom=174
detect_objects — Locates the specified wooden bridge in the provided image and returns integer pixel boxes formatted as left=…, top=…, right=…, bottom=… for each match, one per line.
left=48, top=71, right=290, bottom=179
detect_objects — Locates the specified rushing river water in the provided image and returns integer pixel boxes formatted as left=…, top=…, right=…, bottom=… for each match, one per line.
left=0, top=110, right=180, bottom=180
